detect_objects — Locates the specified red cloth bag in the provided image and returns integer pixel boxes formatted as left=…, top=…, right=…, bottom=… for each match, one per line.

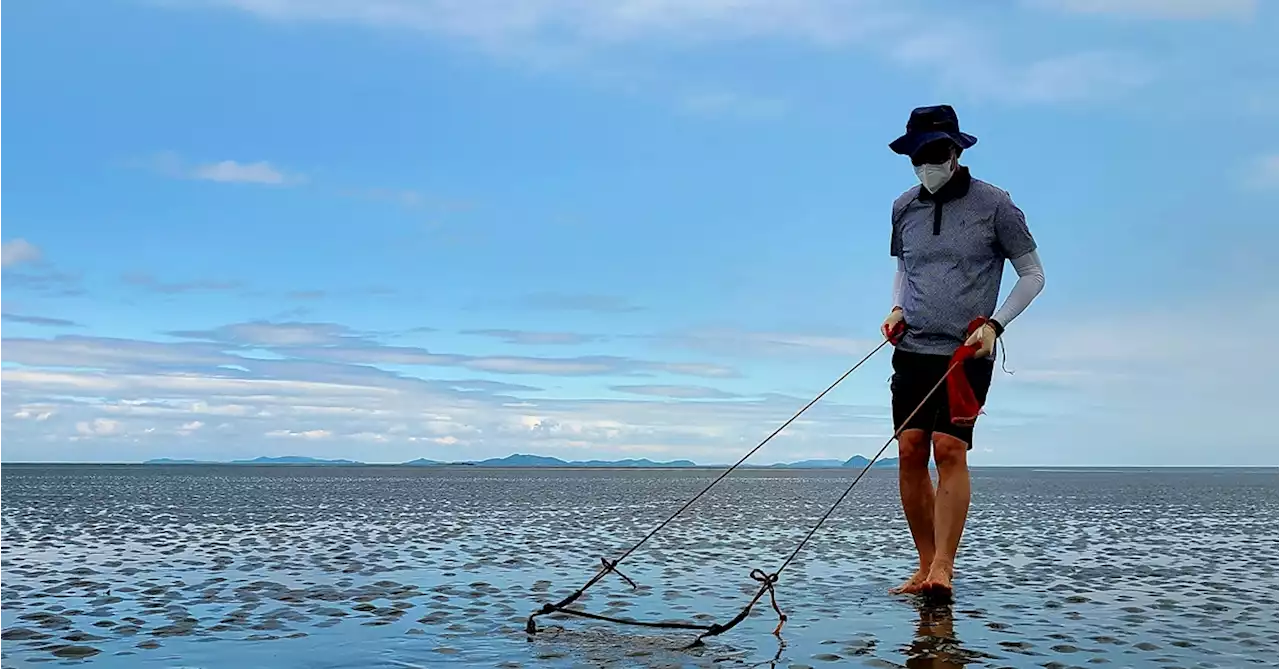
left=946, top=317, right=989, bottom=426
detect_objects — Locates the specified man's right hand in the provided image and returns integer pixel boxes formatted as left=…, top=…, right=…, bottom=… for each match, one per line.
left=882, top=307, right=906, bottom=345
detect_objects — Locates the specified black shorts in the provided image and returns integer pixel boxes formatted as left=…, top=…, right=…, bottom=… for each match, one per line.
left=890, top=348, right=994, bottom=449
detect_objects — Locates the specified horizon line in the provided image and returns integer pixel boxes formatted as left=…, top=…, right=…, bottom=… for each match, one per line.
left=1, top=461, right=1274, bottom=469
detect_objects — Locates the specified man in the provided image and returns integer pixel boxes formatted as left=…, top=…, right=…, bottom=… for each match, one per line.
left=879, top=105, right=1045, bottom=600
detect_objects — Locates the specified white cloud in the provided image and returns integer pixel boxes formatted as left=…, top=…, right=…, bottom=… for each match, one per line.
left=266, top=429, right=334, bottom=439
left=1, top=239, right=42, bottom=268
left=75, top=418, right=122, bottom=437
left=164, top=0, right=1150, bottom=107
left=3, top=367, right=398, bottom=400
left=459, top=356, right=623, bottom=375
left=13, top=406, right=56, bottom=421
left=175, top=420, right=206, bottom=437
left=172, top=321, right=364, bottom=346
left=191, top=160, right=300, bottom=185
left=1238, top=153, right=1278, bottom=190
left=189, top=0, right=893, bottom=50
left=2, top=300, right=1275, bottom=466
left=144, top=151, right=304, bottom=186
left=0, top=328, right=889, bottom=463
left=980, top=298, right=1278, bottom=464
left=461, top=329, right=603, bottom=345
left=1031, top=0, right=1257, bottom=19
left=890, top=33, right=1152, bottom=105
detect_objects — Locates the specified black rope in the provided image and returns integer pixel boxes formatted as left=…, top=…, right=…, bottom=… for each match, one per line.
left=539, top=605, right=717, bottom=632
left=527, top=338, right=890, bottom=634
left=750, top=568, right=787, bottom=636
left=689, top=357, right=963, bottom=646
left=526, top=339, right=963, bottom=646
left=600, top=557, right=637, bottom=590
left=997, top=336, right=1013, bottom=376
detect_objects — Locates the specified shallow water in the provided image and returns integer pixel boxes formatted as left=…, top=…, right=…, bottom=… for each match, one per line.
left=2, top=464, right=1276, bottom=668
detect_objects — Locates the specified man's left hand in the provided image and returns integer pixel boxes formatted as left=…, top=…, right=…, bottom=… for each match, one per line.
left=964, top=322, right=997, bottom=359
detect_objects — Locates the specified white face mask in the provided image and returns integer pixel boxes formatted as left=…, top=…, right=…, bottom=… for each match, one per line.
left=914, top=160, right=954, bottom=194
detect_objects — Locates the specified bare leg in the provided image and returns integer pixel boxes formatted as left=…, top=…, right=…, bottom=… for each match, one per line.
left=923, top=433, right=971, bottom=600
left=891, top=429, right=935, bottom=594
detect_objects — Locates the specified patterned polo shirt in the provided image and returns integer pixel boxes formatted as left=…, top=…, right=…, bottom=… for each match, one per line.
left=890, top=166, right=1038, bottom=356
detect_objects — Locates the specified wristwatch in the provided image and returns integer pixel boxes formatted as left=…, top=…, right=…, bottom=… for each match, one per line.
left=988, top=318, right=1005, bottom=337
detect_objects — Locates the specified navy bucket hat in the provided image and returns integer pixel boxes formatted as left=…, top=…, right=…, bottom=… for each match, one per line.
left=889, top=104, right=977, bottom=156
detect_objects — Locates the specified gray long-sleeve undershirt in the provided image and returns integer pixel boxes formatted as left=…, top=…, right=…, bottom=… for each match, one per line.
left=892, top=250, right=1044, bottom=329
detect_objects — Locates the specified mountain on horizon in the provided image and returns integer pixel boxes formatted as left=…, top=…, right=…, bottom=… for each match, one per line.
left=144, top=456, right=362, bottom=465
left=468, top=453, right=699, bottom=468
left=768, top=459, right=846, bottom=468
left=843, top=455, right=898, bottom=469
left=142, top=452, right=897, bottom=468
left=231, top=456, right=361, bottom=465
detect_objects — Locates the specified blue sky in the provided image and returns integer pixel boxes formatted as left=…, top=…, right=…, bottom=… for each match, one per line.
left=3, top=0, right=1276, bottom=466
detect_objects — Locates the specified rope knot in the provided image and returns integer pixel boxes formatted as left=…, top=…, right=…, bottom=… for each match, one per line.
left=599, top=557, right=639, bottom=589
left=749, top=567, right=788, bottom=636
left=749, top=569, right=779, bottom=585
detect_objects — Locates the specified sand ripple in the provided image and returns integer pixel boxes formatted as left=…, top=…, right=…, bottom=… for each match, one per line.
left=1, top=464, right=1276, bottom=667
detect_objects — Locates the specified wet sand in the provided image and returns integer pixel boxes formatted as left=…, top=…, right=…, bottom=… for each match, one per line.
left=2, top=464, right=1276, bottom=668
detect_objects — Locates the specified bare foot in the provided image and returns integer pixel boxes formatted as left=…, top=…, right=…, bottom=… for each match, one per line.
left=921, top=563, right=954, bottom=601
left=889, top=568, right=929, bottom=594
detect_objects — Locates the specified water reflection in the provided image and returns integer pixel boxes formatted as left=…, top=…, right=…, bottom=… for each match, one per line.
left=903, top=599, right=967, bottom=668
left=745, top=639, right=786, bottom=668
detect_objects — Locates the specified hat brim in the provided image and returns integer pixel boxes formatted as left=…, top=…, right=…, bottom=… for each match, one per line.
left=889, top=130, right=977, bottom=156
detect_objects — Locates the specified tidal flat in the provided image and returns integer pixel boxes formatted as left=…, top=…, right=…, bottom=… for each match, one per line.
left=2, top=464, right=1276, bottom=668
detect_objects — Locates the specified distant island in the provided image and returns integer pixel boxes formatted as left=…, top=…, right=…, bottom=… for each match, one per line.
left=144, top=456, right=361, bottom=466
left=143, top=453, right=898, bottom=469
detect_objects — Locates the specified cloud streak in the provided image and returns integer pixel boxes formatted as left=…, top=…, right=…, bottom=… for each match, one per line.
left=461, top=329, right=604, bottom=345
left=1, top=313, right=84, bottom=328
left=2, top=241, right=85, bottom=298
left=0, top=322, right=873, bottom=464
left=122, top=272, right=245, bottom=294
left=1239, top=153, right=1278, bottom=190
left=610, top=384, right=742, bottom=399
left=165, top=0, right=1150, bottom=107
left=146, top=151, right=305, bottom=186
left=1030, top=0, right=1258, bottom=19
left=3, top=270, right=85, bottom=297
left=1, top=300, right=1273, bottom=466
left=7, top=320, right=738, bottom=380
left=170, top=321, right=370, bottom=347
left=2, top=239, right=42, bottom=268
left=645, top=329, right=882, bottom=359
left=282, top=344, right=738, bottom=378
left=182, top=0, right=892, bottom=51
left=192, top=159, right=300, bottom=185
left=889, top=33, right=1152, bottom=105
